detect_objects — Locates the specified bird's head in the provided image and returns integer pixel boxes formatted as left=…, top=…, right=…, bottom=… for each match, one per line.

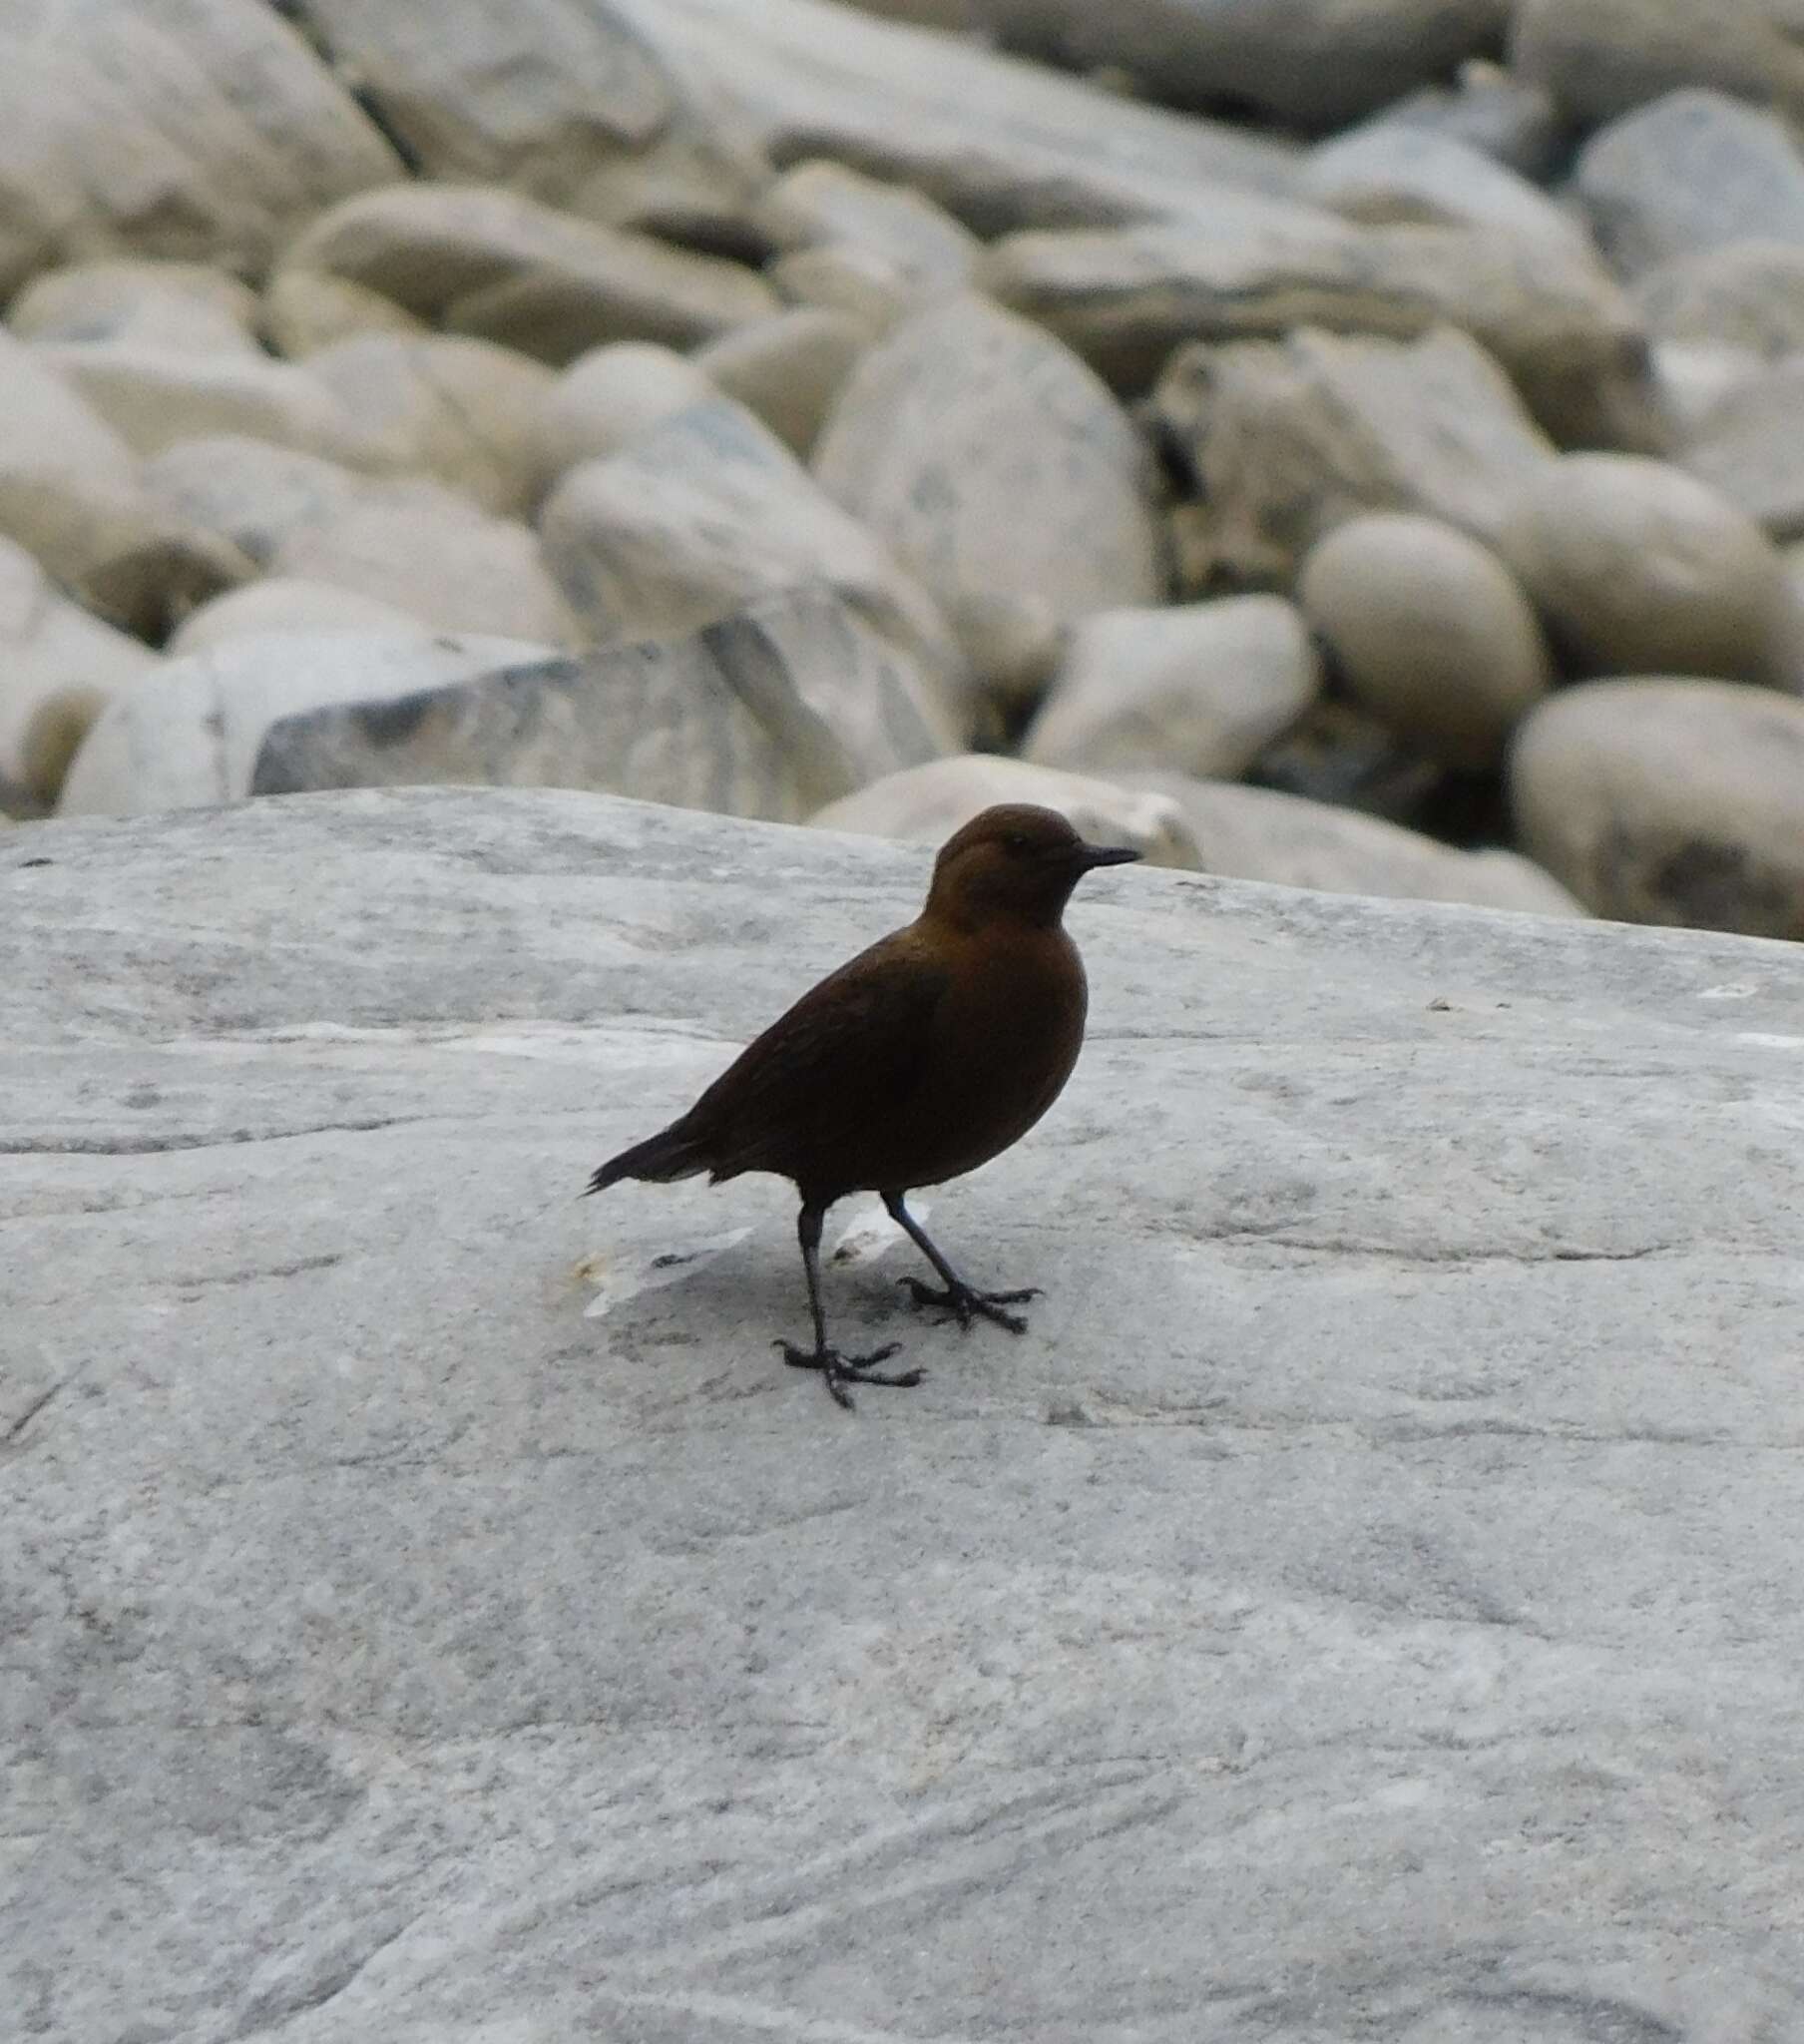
left=923, top=803, right=1140, bottom=931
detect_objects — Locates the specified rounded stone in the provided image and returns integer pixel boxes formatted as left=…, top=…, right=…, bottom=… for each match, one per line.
left=531, top=342, right=718, bottom=484
left=693, top=309, right=868, bottom=457
left=1298, top=514, right=1554, bottom=770
left=1495, top=454, right=1803, bottom=690
left=168, top=578, right=427, bottom=657
left=1509, top=677, right=1804, bottom=938
left=1024, top=596, right=1321, bottom=780
left=808, top=756, right=1201, bottom=869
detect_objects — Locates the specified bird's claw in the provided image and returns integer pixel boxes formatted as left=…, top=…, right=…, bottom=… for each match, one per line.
left=898, top=1277, right=1039, bottom=1334
left=775, top=1339, right=924, bottom=1410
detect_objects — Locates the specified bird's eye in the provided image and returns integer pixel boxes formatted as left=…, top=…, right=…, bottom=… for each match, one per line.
left=1005, top=831, right=1032, bottom=853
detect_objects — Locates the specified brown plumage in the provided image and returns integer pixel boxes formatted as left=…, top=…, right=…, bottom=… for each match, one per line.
left=586, top=803, right=1138, bottom=1406
left=584, top=804, right=1135, bottom=1397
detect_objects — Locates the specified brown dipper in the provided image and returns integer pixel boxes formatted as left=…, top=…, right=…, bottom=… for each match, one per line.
left=585, top=802, right=1138, bottom=1406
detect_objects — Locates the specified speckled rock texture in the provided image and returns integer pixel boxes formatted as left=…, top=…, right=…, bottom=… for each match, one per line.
left=6, top=787, right=1803, bottom=2043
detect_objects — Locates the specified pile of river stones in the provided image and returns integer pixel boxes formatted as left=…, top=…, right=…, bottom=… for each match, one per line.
left=5, top=0, right=1804, bottom=939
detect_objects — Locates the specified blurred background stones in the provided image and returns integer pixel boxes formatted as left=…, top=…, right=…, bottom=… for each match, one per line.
left=1, top=0, right=1799, bottom=939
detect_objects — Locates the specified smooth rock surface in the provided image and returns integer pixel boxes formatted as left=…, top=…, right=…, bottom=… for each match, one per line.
left=1154, top=326, right=1556, bottom=589
left=694, top=309, right=869, bottom=457
left=814, top=294, right=1166, bottom=657
left=604, top=0, right=1306, bottom=235
left=10, top=259, right=263, bottom=355
left=1359, top=60, right=1564, bottom=181
left=1681, top=357, right=1804, bottom=540
left=541, top=397, right=969, bottom=740
left=1496, top=453, right=1804, bottom=689
left=1025, top=596, right=1320, bottom=779
left=0, top=331, right=251, bottom=637
left=282, top=183, right=777, bottom=364
left=1512, top=0, right=1804, bottom=129
left=274, top=497, right=581, bottom=649
left=6, top=784, right=1804, bottom=2042
left=529, top=342, right=719, bottom=482
left=976, top=0, right=1508, bottom=132
left=0, top=536, right=160, bottom=806
left=250, top=590, right=951, bottom=819
left=168, top=579, right=429, bottom=657
left=57, top=629, right=555, bottom=818
left=981, top=214, right=1651, bottom=444
left=279, top=0, right=774, bottom=232
left=1511, top=676, right=1804, bottom=937
left=1574, top=90, right=1804, bottom=277
left=1300, top=127, right=1589, bottom=256
left=1126, top=769, right=1586, bottom=916
left=141, top=437, right=377, bottom=570
left=32, top=342, right=386, bottom=470
left=0, top=0, right=403, bottom=293
left=1297, top=515, right=1554, bottom=770
left=808, top=755, right=1203, bottom=867
left=1633, top=239, right=1804, bottom=359
left=753, top=160, right=981, bottom=309
left=260, top=270, right=431, bottom=357
left=302, top=333, right=559, bottom=518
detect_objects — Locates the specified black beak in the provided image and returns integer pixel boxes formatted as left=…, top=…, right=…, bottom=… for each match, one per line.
left=1076, top=842, right=1141, bottom=870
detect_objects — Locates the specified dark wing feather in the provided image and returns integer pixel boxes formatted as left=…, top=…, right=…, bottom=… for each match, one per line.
left=686, top=932, right=950, bottom=1192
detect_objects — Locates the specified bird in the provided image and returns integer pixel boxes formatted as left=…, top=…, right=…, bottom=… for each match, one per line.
left=585, top=803, right=1139, bottom=1407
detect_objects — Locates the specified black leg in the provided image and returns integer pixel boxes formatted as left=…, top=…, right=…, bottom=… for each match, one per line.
left=775, top=1200, right=923, bottom=1409
left=882, top=1192, right=1040, bottom=1334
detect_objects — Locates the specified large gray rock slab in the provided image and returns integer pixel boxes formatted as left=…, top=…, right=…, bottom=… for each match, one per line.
left=5, top=785, right=1804, bottom=2041
left=56, top=629, right=555, bottom=819
left=250, top=589, right=951, bottom=821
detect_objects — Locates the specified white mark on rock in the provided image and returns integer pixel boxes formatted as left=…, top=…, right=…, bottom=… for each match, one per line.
left=829, top=1196, right=928, bottom=1267
left=1697, top=983, right=1759, bottom=1000
left=579, top=1227, right=754, bottom=1317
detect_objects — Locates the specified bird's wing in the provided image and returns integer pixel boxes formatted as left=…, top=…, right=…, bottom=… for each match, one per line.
left=688, top=932, right=951, bottom=1185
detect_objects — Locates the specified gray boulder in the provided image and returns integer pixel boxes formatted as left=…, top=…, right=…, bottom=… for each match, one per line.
left=981, top=214, right=1652, bottom=445
left=251, top=588, right=951, bottom=821
left=292, top=0, right=1301, bottom=247
left=813, top=294, right=1167, bottom=686
left=7, top=784, right=1804, bottom=2041
left=973, top=0, right=1509, bottom=133
left=1574, top=91, right=1804, bottom=278
left=1510, top=676, right=1804, bottom=938
left=1512, top=0, right=1804, bottom=130
left=0, top=0, right=402, bottom=294
left=1153, top=326, right=1556, bottom=589
left=1124, top=769, right=1584, bottom=916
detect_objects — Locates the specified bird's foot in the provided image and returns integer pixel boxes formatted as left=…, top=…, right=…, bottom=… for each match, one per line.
left=899, top=1278, right=1040, bottom=1334
left=776, top=1339, right=924, bottom=1411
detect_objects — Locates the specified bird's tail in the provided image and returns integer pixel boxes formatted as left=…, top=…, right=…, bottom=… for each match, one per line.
left=584, top=1119, right=711, bottom=1197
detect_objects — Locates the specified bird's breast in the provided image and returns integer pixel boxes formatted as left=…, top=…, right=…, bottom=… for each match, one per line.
left=901, top=924, right=1090, bottom=1187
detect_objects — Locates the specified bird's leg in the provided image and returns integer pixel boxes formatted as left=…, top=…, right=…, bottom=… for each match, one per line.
left=776, top=1200, right=924, bottom=1409
left=883, top=1192, right=1040, bottom=1334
